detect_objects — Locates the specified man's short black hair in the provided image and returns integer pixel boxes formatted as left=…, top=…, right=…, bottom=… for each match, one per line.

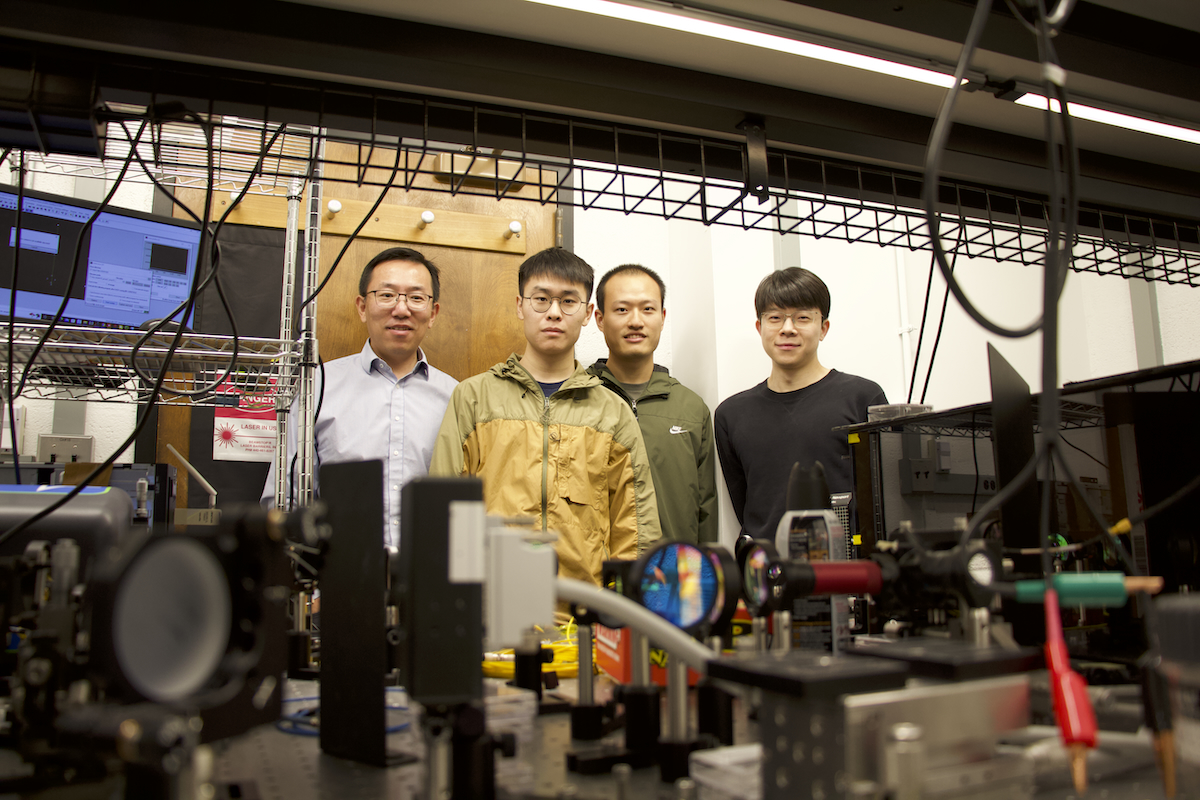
left=754, top=267, right=830, bottom=320
left=518, top=247, right=594, bottom=302
left=358, top=246, right=442, bottom=303
left=595, top=263, right=666, bottom=313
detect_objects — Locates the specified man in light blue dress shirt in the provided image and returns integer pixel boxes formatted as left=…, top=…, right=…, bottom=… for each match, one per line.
left=262, top=246, right=458, bottom=549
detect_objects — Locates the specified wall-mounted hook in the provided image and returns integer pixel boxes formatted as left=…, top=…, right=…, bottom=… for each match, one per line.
left=326, top=199, right=342, bottom=217
left=418, top=210, right=435, bottom=230
left=504, top=221, right=522, bottom=240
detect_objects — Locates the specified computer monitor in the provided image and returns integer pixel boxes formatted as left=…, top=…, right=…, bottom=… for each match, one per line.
left=0, top=184, right=203, bottom=330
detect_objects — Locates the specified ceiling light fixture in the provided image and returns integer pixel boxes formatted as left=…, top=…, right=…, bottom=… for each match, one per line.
left=523, top=0, right=960, bottom=89
left=528, top=0, right=1200, bottom=147
left=1014, top=94, right=1200, bottom=146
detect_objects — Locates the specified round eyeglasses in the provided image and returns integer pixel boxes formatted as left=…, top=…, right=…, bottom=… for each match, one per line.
left=523, top=294, right=583, bottom=315
left=761, top=310, right=819, bottom=328
left=368, top=290, right=431, bottom=310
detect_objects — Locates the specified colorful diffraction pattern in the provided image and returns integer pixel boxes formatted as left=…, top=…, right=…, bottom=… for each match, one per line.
left=639, top=543, right=718, bottom=631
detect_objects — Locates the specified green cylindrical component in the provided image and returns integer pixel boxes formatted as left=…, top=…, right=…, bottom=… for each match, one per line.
left=1015, top=573, right=1128, bottom=607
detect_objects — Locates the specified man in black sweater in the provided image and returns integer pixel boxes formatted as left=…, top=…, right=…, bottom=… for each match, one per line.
left=714, top=267, right=887, bottom=541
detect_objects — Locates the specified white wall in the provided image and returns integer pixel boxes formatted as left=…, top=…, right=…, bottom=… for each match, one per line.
left=571, top=189, right=1200, bottom=547
left=1159, top=281, right=1200, bottom=365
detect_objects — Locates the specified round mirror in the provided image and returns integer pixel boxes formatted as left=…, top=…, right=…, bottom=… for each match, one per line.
left=633, top=541, right=718, bottom=634
left=741, top=540, right=783, bottom=617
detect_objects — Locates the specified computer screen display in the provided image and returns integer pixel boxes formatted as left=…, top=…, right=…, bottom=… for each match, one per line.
left=0, top=185, right=203, bottom=330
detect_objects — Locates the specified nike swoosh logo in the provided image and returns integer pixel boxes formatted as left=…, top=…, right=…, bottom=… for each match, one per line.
left=669, top=425, right=687, bottom=435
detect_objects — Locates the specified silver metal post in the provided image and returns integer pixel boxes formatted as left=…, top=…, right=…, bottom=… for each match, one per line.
left=967, top=606, right=991, bottom=648
left=613, top=763, right=632, bottom=800
left=884, top=722, right=925, bottom=800
left=773, top=610, right=792, bottom=652
left=294, top=140, right=324, bottom=508
left=666, top=655, right=689, bottom=741
left=294, top=591, right=310, bottom=632
left=630, top=631, right=651, bottom=687
left=425, top=722, right=452, bottom=800
left=274, top=172, right=304, bottom=509
left=752, top=616, right=767, bottom=652
left=576, top=623, right=594, bottom=706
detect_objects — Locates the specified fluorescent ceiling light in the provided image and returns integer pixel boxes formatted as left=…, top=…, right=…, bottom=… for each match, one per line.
left=1014, top=94, right=1200, bottom=146
left=525, top=0, right=959, bottom=89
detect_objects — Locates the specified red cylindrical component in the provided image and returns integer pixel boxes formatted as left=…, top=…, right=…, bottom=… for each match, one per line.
left=1044, top=589, right=1098, bottom=749
left=810, top=561, right=882, bottom=595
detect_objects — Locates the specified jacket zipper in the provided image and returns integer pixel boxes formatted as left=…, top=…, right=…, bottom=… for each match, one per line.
left=541, top=393, right=550, bottom=532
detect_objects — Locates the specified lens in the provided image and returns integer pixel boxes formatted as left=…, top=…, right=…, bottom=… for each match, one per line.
left=638, top=542, right=718, bottom=631
left=744, top=545, right=771, bottom=612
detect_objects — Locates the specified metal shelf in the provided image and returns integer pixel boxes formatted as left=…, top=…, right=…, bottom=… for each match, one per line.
left=9, top=104, right=1200, bottom=285
left=8, top=324, right=297, bottom=406
left=844, top=398, right=1105, bottom=439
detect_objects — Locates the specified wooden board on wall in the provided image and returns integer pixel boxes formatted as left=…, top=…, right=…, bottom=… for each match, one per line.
left=313, top=143, right=556, bottom=379
left=176, top=144, right=558, bottom=382
left=162, top=145, right=558, bottom=512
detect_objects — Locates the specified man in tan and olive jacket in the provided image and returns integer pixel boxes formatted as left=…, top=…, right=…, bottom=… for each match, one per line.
left=430, top=248, right=660, bottom=586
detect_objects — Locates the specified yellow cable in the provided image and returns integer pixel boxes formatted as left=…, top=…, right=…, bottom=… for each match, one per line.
left=481, top=622, right=598, bottom=680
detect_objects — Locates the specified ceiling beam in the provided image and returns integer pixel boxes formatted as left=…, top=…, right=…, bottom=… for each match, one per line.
left=3, top=0, right=1198, bottom=221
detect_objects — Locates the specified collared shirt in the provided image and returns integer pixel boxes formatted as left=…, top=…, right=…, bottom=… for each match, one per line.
left=261, top=340, right=458, bottom=549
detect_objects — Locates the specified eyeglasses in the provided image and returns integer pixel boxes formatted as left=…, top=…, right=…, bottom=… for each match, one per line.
left=368, top=290, right=431, bottom=310
left=523, top=294, right=583, bottom=315
left=761, top=310, right=819, bottom=328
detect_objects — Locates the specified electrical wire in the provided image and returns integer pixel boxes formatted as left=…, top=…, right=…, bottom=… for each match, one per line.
left=1121, top=470, right=1200, bottom=531
left=297, top=143, right=404, bottom=312
left=12, top=120, right=151, bottom=403
left=482, top=624, right=590, bottom=680
left=958, top=443, right=1044, bottom=549
left=907, top=251, right=937, bottom=404
left=1040, top=451, right=1056, bottom=580
left=1005, top=532, right=1103, bottom=556
left=1004, top=0, right=1078, bottom=35
left=908, top=223, right=965, bottom=405
left=922, top=0, right=1068, bottom=339
left=0, top=109, right=220, bottom=547
left=919, top=238, right=960, bottom=405
left=1058, top=432, right=1107, bottom=471
left=122, top=120, right=289, bottom=397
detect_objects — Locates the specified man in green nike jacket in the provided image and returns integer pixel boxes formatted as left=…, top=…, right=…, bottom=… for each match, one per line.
left=589, top=264, right=718, bottom=544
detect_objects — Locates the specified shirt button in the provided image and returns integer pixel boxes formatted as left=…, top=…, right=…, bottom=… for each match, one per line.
left=395, top=416, right=400, bottom=421
left=392, top=518, right=399, bottom=526
left=392, top=485, right=399, bottom=491
left=393, top=450, right=399, bottom=456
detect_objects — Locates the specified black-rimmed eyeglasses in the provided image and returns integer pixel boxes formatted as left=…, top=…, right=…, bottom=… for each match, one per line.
left=523, top=294, right=583, bottom=315
left=368, top=290, right=431, bottom=310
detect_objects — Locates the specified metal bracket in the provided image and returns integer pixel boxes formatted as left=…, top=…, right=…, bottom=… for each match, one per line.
left=737, top=115, right=769, bottom=204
